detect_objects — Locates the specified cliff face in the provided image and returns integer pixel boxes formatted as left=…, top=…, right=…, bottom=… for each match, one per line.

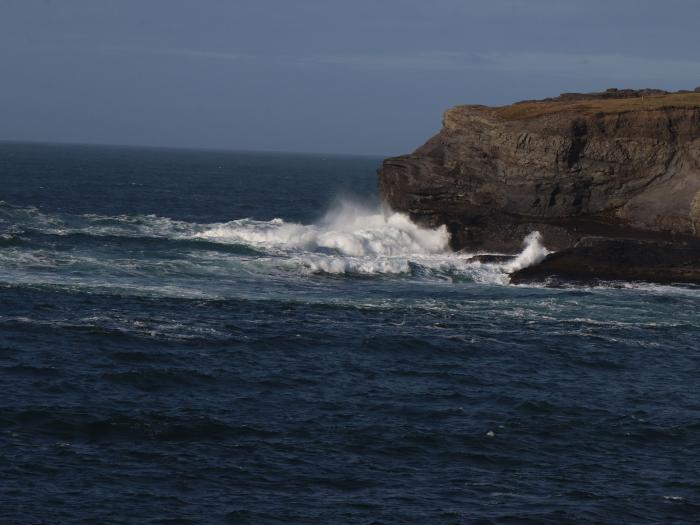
left=379, top=90, right=700, bottom=253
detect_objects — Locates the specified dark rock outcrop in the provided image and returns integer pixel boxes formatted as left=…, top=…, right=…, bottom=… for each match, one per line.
left=510, top=237, right=700, bottom=285
left=378, top=89, right=700, bottom=284
left=465, top=254, right=516, bottom=264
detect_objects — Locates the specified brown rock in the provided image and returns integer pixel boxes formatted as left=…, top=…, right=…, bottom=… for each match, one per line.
left=378, top=89, right=700, bottom=283
left=379, top=89, right=700, bottom=252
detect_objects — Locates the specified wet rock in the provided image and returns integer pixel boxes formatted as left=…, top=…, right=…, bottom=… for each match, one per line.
left=465, top=254, right=516, bottom=264
left=510, top=237, right=700, bottom=285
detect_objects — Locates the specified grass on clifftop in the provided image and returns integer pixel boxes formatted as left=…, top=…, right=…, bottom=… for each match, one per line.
left=495, top=92, right=700, bottom=120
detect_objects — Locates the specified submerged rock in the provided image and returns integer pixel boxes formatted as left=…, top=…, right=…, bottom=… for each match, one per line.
left=378, top=89, right=700, bottom=284
left=465, top=254, right=516, bottom=264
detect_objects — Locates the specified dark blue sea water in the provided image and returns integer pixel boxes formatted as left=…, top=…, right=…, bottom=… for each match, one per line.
left=1, top=142, right=700, bottom=524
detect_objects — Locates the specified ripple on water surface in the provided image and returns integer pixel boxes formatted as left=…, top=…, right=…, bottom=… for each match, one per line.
left=1, top=146, right=700, bottom=524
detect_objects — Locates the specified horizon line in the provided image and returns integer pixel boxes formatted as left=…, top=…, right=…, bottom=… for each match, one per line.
left=0, top=138, right=389, bottom=160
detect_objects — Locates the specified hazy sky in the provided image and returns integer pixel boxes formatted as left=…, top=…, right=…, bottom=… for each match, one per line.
left=2, top=0, right=699, bottom=155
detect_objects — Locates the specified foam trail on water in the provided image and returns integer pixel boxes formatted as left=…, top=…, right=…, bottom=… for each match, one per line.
left=0, top=200, right=551, bottom=283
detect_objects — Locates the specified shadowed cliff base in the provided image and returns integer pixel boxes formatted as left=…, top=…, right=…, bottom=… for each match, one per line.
left=510, top=237, right=700, bottom=286
left=378, top=88, right=700, bottom=285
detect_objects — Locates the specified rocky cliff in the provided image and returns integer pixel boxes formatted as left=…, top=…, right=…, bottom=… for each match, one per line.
left=380, top=89, right=700, bottom=252
left=378, top=89, right=700, bottom=283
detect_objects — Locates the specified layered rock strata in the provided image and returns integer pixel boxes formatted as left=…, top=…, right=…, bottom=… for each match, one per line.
left=378, top=89, right=700, bottom=283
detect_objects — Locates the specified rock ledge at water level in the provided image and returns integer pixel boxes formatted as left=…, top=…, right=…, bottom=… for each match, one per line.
left=378, top=88, right=700, bottom=284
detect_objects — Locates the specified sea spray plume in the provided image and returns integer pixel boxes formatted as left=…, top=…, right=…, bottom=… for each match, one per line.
left=503, top=231, right=550, bottom=273
left=314, top=200, right=450, bottom=256
left=0, top=201, right=549, bottom=280
left=290, top=227, right=550, bottom=279
left=196, top=199, right=451, bottom=257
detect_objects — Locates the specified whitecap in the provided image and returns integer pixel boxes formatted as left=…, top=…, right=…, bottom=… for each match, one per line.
left=0, top=199, right=553, bottom=285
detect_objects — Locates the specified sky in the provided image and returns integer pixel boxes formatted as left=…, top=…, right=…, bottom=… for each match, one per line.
left=1, top=0, right=699, bottom=156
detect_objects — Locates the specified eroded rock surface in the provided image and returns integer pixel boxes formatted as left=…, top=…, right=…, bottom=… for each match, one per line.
left=379, top=89, right=700, bottom=254
left=379, top=89, right=700, bottom=284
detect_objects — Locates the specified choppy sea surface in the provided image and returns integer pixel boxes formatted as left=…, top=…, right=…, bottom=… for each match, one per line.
left=1, top=142, right=699, bottom=524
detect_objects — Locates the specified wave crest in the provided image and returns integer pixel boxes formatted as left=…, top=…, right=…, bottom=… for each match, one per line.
left=0, top=200, right=549, bottom=284
left=196, top=202, right=450, bottom=257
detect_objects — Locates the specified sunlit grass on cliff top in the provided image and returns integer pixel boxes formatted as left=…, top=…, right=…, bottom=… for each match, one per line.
left=478, top=92, right=700, bottom=121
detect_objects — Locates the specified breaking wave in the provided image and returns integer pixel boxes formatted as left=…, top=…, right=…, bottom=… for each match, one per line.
left=503, top=231, right=550, bottom=273
left=0, top=200, right=549, bottom=284
left=196, top=202, right=451, bottom=257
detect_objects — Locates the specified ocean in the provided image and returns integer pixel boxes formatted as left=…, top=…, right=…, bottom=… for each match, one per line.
left=1, top=142, right=699, bottom=524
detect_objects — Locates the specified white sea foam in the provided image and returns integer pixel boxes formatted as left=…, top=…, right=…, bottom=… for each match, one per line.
left=0, top=200, right=551, bottom=283
left=293, top=254, right=412, bottom=275
left=195, top=202, right=450, bottom=257
left=189, top=203, right=551, bottom=281
left=187, top=201, right=466, bottom=277
left=502, top=231, right=550, bottom=272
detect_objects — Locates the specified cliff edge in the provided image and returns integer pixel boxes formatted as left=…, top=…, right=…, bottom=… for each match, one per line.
left=378, top=88, right=700, bottom=284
